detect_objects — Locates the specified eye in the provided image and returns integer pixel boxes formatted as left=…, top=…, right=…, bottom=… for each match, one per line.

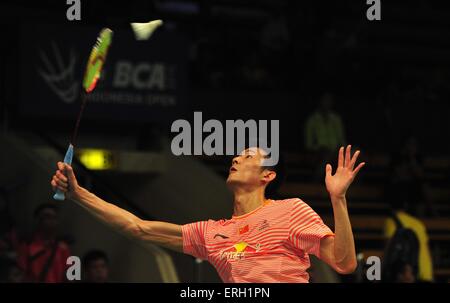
left=246, top=155, right=252, bottom=159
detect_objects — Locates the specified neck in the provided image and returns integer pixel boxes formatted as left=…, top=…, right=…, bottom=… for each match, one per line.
left=232, top=187, right=267, bottom=217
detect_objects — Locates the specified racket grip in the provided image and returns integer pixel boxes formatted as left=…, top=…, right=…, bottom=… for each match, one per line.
left=53, top=144, right=74, bottom=201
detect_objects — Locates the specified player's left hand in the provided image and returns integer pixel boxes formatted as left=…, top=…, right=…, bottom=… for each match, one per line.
left=325, top=145, right=365, bottom=199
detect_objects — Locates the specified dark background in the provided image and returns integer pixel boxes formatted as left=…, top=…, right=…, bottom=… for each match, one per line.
left=2, top=0, right=449, bottom=152
left=1, top=0, right=450, bottom=283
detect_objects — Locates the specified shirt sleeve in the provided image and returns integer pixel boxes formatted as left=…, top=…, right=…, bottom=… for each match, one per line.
left=288, top=199, right=334, bottom=258
left=181, top=220, right=210, bottom=260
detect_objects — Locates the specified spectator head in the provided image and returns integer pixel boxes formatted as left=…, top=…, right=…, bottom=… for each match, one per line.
left=389, top=194, right=409, bottom=212
left=83, top=250, right=109, bottom=283
left=319, top=92, right=334, bottom=113
left=33, top=203, right=59, bottom=235
left=403, top=135, right=419, bottom=156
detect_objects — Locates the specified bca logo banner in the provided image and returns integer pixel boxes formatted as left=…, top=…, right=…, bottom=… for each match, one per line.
left=19, top=24, right=188, bottom=121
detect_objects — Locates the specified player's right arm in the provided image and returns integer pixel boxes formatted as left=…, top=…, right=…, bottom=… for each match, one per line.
left=50, top=162, right=183, bottom=253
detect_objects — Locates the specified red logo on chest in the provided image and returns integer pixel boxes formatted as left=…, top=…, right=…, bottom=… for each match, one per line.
left=239, top=225, right=249, bottom=235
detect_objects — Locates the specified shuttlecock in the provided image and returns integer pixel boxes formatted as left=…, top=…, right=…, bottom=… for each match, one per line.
left=131, top=20, right=163, bottom=40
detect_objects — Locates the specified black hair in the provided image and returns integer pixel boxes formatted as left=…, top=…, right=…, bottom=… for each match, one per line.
left=33, top=203, right=58, bottom=218
left=262, top=153, right=286, bottom=199
left=83, top=250, right=109, bottom=268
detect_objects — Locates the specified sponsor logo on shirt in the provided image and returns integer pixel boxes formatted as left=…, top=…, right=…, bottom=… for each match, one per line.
left=239, top=225, right=249, bottom=235
left=219, top=241, right=261, bottom=260
left=258, top=219, right=270, bottom=231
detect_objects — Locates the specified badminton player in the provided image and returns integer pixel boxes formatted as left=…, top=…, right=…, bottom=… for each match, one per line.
left=51, top=144, right=365, bottom=282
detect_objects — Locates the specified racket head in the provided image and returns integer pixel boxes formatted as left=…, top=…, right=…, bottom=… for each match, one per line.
left=82, top=28, right=113, bottom=93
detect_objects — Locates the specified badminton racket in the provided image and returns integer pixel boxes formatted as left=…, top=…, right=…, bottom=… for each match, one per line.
left=53, top=28, right=113, bottom=201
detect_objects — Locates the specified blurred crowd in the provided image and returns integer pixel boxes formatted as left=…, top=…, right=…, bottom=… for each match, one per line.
left=0, top=202, right=110, bottom=283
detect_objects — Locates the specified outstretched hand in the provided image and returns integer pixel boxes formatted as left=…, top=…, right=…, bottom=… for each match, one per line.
left=325, top=145, right=365, bottom=199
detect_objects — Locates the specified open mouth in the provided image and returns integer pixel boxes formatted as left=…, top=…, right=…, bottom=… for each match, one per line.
left=229, top=167, right=237, bottom=173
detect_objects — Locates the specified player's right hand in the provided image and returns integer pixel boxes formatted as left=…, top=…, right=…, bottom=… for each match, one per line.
left=51, top=162, right=80, bottom=200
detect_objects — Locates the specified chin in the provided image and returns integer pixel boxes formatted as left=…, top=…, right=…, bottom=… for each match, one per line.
left=226, top=176, right=240, bottom=187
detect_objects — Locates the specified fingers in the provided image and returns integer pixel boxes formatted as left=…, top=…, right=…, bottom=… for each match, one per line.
left=56, top=162, right=76, bottom=183
left=56, top=162, right=68, bottom=180
left=52, top=162, right=73, bottom=193
left=53, top=174, right=68, bottom=187
left=64, top=164, right=76, bottom=184
left=345, top=145, right=351, bottom=167
left=353, top=162, right=366, bottom=177
left=51, top=178, right=67, bottom=193
left=56, top=170, right=67, bottom=182
left=339, top=145, right=362, bottom=171
left=338, top=146, right=344, bottom=168
left=349, top=150, right=361, bottom=170
left=325, top=164, right=332, bottom=178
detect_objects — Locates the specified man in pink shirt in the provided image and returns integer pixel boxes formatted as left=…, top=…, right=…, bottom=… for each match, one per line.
left=51, top=145, right=364, bottom=282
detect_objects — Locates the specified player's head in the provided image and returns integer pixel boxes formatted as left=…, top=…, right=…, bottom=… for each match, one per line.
left=226, top=146, right=285, bottom=198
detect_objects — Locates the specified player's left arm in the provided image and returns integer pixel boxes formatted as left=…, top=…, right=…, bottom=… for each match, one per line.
left=320, top=145, right=365, bottom=274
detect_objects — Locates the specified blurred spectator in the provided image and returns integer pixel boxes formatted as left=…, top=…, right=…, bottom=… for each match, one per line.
left=382, top=198, right=434, bottom=282
left=82, top=250, right=110, bottom=283
left=260, top=11, right=290, bottom=56
left=16, top=203, right=71, bottom=283
left=0, top=256, right=24, bottom=283
left=304, top=92, right=346, bottom=179
left=0, top=228, right=19, bottom=260
left=0, top=193, right=19, bottom=259
left=305, top=92, right=346, bottom=152
left=385, top=135, right=436, bottom=217
left=390, top=261, right=416, bottom=283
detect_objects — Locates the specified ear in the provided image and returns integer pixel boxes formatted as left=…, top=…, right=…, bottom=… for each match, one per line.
left=262, top=169, right=276, bottom=184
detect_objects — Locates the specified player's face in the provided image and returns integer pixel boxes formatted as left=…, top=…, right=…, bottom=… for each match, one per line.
left=226, top=147, right=267, bottom=189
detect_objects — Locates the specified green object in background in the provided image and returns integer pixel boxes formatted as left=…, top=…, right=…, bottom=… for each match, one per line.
left=82, top=28, right=113, bottom=93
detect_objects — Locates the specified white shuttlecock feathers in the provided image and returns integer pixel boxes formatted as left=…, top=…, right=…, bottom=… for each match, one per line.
left=131, top=20, right=164, bottom=40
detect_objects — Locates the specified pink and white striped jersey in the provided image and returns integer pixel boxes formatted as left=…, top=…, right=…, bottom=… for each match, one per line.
left=182, top=198, right=334, bottom=283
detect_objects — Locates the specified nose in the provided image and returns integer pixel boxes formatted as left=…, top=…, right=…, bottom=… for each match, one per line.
left=232, top=156, right=240, bottom=165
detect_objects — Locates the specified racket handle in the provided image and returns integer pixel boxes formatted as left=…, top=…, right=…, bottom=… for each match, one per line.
left=53, top=144, right=74, bottom=201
